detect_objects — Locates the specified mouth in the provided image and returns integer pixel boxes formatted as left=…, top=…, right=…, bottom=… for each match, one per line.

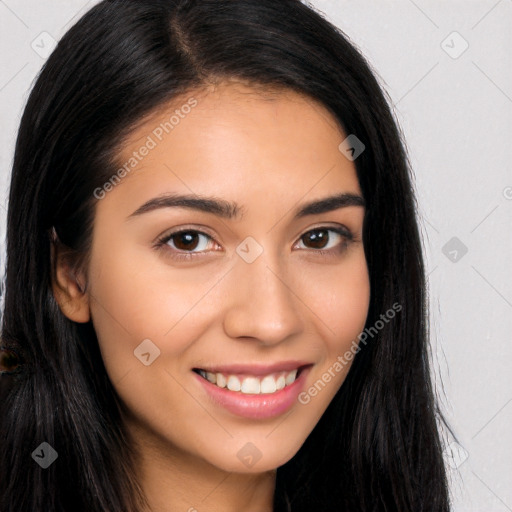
left=192, top=364, right=310, bottom=395
left=192, top=362, right=313, bottom=419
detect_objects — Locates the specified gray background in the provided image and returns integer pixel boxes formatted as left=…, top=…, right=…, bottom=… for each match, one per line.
left=1, top=0, right=511, bottom=510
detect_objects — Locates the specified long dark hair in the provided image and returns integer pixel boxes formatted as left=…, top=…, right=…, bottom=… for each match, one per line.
left=0, top=0, right=451, bottom=510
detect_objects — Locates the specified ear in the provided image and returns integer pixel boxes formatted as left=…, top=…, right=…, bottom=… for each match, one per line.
left=50, top=236, right=91, bottom=323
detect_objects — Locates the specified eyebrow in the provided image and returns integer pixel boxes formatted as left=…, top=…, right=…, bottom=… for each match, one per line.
left=126, top=192, right=365, bottom=221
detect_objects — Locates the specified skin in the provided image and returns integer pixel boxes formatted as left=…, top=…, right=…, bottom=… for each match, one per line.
left=52, top=81, right=370, bottom=512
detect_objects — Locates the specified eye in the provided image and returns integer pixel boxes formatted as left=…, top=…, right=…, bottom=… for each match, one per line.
left=155, top=229, right=218, bottom=261
left=295, top=226, right=354, bottom=255
left=155, top=225, right=355, bottom=262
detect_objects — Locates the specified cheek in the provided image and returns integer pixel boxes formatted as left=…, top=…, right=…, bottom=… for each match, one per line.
left=304, top=248, right=370, bottom=347
left=85, top=243, right=216, bottom=445
left=299, top=249, right=370, bottom=399
left=86, top=237, right=213, bottom=383
left=273, top=257, right=370, bottom=455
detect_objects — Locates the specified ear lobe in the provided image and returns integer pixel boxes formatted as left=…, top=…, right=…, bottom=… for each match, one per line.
left=50, top=239, right=91, bottom=323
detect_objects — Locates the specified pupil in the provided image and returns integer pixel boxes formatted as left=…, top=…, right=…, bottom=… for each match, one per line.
left=174, top=232, right=198, bottom=251
left=306, top=230, right=328, bottom=249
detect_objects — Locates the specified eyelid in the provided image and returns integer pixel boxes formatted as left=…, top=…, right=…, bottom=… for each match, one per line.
left=296, top=223, right=356, bottom=244
left=154, top=224, right=218, bottom=245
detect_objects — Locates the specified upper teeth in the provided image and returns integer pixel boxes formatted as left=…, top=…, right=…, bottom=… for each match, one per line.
left=198, top=369, right=299, bottom=394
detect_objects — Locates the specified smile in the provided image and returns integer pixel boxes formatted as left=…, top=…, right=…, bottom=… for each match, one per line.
left=193, top=368, right=301, bottom=395
left=192, top=363, right=312, bottom=419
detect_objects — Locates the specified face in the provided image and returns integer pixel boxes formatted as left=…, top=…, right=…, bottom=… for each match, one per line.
left=62, top=82, right=370, bottom=474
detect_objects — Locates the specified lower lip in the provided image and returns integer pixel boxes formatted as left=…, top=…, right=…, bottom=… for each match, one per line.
left=193, top=366, right=311, bottom=420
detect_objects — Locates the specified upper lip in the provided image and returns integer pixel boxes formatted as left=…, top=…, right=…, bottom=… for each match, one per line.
left=193, top=361, right=312, bottom=376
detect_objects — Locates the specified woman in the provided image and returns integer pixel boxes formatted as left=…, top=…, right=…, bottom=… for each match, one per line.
left=0, top=0, right=451, bottom=510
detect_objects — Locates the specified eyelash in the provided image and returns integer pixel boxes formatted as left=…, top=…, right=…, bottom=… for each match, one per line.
left=154, top=225, right=356, bottom=262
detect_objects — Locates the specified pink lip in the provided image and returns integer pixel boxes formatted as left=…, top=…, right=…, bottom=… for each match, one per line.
left=193, top=365, right=312, bottom=420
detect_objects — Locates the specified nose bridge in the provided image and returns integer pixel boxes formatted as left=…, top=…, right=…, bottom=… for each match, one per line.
left=222, top=241, right=303, bottom=344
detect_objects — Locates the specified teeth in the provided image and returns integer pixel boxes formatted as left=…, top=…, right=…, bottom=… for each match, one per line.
left=227, top=375, right=241, bottom=392
left=241, top=377, right=260, bottom=394
left=197, top=368, right=300, bottom=395
left=260, top=375, right=277, bottom=394
left=216, top=373, right=226, bottom=388
left=285, top=369, right=297, bottom=386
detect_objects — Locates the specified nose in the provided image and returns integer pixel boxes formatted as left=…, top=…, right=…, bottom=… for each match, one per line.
left=222, top=249, right=304, bottom=346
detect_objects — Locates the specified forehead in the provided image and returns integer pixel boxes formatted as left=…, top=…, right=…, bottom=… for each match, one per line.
left=101, top=81, right=361, bottom=217
left=116, top=81, right=345, bottom=164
